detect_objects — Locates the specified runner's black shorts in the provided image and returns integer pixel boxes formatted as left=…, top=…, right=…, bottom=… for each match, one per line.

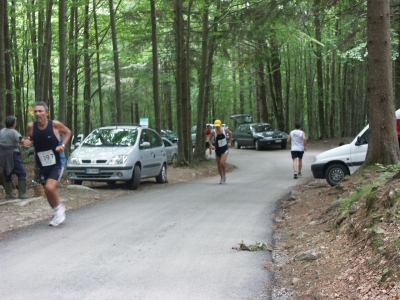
left=291, top=151, right=304, bottom=159
left=38, top=166, right=64, bottom=185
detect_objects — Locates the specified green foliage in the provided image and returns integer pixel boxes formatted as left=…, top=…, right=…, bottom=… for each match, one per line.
left=366, top=191, right=376, bottom=211
left=338, top=183, right=377, bottom=217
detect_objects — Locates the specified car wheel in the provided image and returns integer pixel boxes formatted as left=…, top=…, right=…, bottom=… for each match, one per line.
left=156, top=163, right=168, bottom=183
left=234, top=140, right=240, bottom=149
left=255, top=140, right=262, bottom=151
left=281, top=142, right=287, bottom=149
left=126, top=165, right=141, bottom=190
left=73, top=180, right=82, bottom=185
left=326, top=164, right=349, bottom=186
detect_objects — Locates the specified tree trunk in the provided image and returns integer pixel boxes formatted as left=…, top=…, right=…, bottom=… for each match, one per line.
left=150, top=0, right=161, bottom=133
left=257, top=61, right=268, bottom=123
left=193, top=1, right=209, bottom=160
left=365, top=0, right=399, bottom=165
left=268, top=32, right=285, bottom=132
left=0, top=0, right=6, bottom=127
left=174, top=0, right=186, bottom=164
left=11, top=0, right=23, bottom=132
left=314, top=4, right=325, bottom=138
left=93, top=0, right=104, bottom=127
left=38, top=0, right=53, bottom=104
left=83, top=3, right=91, bottom=136
left=109, top=0, right=122, bottom=123
left=58, top=0, right=66, bottom=123
left=395, top=1, right=400, bottom=109
left=66, top=5, right=76, bottom=135
left=4, top=0, right=13, bottom=117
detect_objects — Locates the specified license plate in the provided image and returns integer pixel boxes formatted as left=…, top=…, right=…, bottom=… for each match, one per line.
left=86, top=168, right=100, bottom=174
left=275, top=139, right=282, bottom=143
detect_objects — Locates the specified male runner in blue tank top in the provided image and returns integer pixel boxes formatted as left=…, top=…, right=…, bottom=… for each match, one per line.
left=25, top=101, right=72, bottom=226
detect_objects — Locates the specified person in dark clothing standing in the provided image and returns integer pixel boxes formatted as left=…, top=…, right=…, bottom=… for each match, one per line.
left=0, top=116, right=31, bottom=199
left=25, top=102, right=72, bottom=226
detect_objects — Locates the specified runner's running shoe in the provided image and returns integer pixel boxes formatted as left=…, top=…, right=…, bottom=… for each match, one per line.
left=49, top=204, right=66, bottom=226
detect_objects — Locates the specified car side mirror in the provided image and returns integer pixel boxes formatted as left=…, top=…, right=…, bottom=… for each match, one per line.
left=140, top=141, right=151, bottom=149
left=75, top=142, right=80, bottom=148
left=355, top=136, right=363, bottom=146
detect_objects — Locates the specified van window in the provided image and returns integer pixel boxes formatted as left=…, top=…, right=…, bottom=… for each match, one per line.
left=359, top=129, right=369, bottom=145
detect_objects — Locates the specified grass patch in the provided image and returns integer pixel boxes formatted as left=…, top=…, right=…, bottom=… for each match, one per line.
left=338, top=183, right=377, bottom=217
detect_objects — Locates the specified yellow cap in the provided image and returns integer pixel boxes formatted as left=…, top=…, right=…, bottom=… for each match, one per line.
left=214, top=120, right=221, bottom=127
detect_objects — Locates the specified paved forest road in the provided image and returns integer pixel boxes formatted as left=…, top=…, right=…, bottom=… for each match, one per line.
left=0, top=147, right=317, bottom=300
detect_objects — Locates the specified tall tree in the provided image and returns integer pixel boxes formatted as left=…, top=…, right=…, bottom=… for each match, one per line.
left=83, top=3, right=91, bottom=136
left=58, top=0, right=66, bottom=123
left=108, top=0, right=122, bottom=123
left=38, top=0, right=53, bottom=104
left=314, top=1, right=325, bottom=138
left=364, top=0, right=399, bottom=165
left=150, top=0, right=161, bottom=133
left=4, top=0, right=13, bottom=117
left=93, top=0, right=104, bottom=127
left=0, top=0, right=6, bottom=127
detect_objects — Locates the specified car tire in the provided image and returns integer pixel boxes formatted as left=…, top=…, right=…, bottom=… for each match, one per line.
left=234, top=140, right=240, bottom=149
left=281, top=142, right=287, bottom=149
left=326, top=164, right=349, bottom=186
left=73, top=180, right=83, bottom=185
left=156, top=163, right=168, bottom=184
left=126, top=165, right=141, bottom=190
left=255, top=140, right=262, bottom=151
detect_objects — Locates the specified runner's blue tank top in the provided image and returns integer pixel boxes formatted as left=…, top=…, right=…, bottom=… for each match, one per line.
left=32, top=120, right=62, bottom=167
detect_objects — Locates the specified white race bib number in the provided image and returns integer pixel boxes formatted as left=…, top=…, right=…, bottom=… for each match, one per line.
left=37, top=150, right=56, bottom=166
left=218, top=138, right=227, bottom=147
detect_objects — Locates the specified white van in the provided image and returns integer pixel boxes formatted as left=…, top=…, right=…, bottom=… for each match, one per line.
left=311, top=124, right=369, bottom=186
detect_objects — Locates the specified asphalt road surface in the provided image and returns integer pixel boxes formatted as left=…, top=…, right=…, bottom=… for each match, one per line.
left=0, top=147, right=317, bottom=300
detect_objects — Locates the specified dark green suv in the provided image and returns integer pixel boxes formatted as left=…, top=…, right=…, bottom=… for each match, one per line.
left=230, top=114, right=288, bottom=150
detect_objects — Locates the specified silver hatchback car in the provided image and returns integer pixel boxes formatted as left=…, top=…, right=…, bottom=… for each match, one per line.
left=66, top=125, right=168, bottom=190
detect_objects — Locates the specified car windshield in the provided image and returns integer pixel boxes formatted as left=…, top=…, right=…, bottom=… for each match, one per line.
left=83, top=128, right=138, bottom=146
left=252, top=124, right=276, bottom=133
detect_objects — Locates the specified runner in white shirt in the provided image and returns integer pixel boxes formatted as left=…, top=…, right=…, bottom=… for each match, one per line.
left=287, top=121, right=307, bottom=179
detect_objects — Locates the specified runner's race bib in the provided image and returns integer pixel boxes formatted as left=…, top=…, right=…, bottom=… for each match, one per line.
left=37, top=150, right=56, bottom=166
left=218, top=138, right=227, bottom=147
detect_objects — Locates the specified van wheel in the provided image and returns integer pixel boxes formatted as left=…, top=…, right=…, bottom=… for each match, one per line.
left=326, top=164, right=349, bottom=186
left=126, top=165, right=141, bottom=190
left=234, top=140, right=240, bottom=149
left=156, top=163, right=168, bottom=183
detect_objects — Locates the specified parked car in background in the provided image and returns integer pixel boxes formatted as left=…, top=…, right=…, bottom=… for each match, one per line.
left=162, top=137, right=178, bottom=164
left=161, top=129, right=178, bottom=143
left=66, top=125, right=168, bottom=190
left=311, top=124, right=369, bottom=186
left=230, top=114, right=288, bottom=150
